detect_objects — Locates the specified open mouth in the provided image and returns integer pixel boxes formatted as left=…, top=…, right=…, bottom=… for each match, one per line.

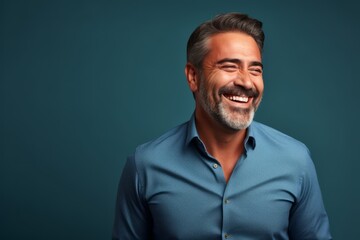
left=223, top=94, right=250, bottom=103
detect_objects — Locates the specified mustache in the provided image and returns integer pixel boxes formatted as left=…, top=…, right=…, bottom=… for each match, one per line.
left=219, top=86, right=259, bottom=98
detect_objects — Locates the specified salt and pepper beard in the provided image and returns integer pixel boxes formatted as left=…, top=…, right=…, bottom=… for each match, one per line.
left=197, top=74, right=261, bottom=131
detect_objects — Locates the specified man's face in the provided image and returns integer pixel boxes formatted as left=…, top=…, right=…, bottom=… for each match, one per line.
left=194, top=32, right=264, bottom=131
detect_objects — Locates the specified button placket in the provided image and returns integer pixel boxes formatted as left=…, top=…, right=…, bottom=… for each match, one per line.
left=222, top=175, right=234, bottom=240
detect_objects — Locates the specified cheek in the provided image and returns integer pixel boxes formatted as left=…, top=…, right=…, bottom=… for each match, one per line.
left=201, top=71, right=230, bottom=99
left=255, top=78, right=264, bottom=93
left=200, top=75, right=218, bottom=93
left=209, top=72, right=230, bottom=90
left=207, top=80, right=223, bottom=101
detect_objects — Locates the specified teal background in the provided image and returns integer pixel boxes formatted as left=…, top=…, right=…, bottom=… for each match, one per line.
left=1, top=0, right=359, bottom=239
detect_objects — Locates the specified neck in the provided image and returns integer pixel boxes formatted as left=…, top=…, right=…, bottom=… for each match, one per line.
left=195, top=108, right=248, bottom=182
left=195, top=108, right=247, bottom=164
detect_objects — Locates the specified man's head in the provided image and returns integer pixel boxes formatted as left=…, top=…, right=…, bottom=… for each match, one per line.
left=185, top=13, right=265, bottom=131
left=187, top=13, right=264, bottom=70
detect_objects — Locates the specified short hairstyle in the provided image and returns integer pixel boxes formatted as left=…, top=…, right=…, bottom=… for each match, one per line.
left=186, top=13, right=265, bottom=69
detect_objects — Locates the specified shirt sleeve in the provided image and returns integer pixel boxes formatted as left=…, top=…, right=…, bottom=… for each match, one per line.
left=288, top=151, right=332, bottom=239
left=112, top=154, right=152, bottom=240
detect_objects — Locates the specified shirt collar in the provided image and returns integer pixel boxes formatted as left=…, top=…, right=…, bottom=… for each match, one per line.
left=245, top=123, right=256, bottom=150
left=185, top=113, right=199, bottom=145
left=185, top=113, right=256, bottom=150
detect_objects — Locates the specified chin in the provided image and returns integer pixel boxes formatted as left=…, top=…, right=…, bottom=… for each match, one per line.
left=218, top=108, right=255, bottom=131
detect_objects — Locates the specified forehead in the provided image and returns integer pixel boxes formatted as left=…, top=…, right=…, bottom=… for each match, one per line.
left=206, top=32, right=261, bottom=61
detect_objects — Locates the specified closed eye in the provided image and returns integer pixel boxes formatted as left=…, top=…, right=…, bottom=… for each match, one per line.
left=218, top=64, right=238, bottom=72
left=249, top=67, right=263, bottom=76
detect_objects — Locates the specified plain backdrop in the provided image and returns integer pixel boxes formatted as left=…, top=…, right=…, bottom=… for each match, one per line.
left=1, top=0, right=359, bottom=239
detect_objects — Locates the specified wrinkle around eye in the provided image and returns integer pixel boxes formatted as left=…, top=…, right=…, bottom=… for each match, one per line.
left=250, top=72, right=262, bottom=77
left=249, top=68, right=263, bottom=76
left=218, top=64, right=238, bottom=72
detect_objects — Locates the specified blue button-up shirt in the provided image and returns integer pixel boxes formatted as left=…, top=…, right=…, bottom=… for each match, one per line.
left=113, top=115, right=331, bottom=239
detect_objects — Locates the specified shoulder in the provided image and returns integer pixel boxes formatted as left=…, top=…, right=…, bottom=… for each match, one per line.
left=131, top=121, right=188, bottom=164
left=252, top=121, right=308, bottom=150
left=251, top=121, right=312, bottom=167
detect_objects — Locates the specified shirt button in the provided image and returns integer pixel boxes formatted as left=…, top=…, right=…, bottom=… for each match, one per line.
left=213, top=163, right=218, bottom=169
left=224, top=233, right=230, bottom=239
left=224, top=199, right=230, bottom=204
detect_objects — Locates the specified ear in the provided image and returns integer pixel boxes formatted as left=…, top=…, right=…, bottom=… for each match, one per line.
left=185, top=63, right=199, bottom=92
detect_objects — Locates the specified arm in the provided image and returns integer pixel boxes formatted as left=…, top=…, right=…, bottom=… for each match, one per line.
left=112, top=155, right=152, bottom=240
left=288, top=153, right=332, bottom=239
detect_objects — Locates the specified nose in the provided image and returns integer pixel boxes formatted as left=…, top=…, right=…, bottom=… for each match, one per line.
left=234, top=71, right=253, bottom=89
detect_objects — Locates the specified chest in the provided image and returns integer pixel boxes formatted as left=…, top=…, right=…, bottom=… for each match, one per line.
left=143, top=155, right=299, bottom=239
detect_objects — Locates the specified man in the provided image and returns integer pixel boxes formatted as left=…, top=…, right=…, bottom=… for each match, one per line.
left=113, top=13, right=332, bottom=239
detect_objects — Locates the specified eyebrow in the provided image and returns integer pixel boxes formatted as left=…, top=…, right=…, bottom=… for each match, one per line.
left=216, top=58, right=263, bottom=69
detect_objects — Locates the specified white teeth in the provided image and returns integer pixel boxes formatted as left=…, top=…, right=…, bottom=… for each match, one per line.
left=228, top=95, right=249, bottom=103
